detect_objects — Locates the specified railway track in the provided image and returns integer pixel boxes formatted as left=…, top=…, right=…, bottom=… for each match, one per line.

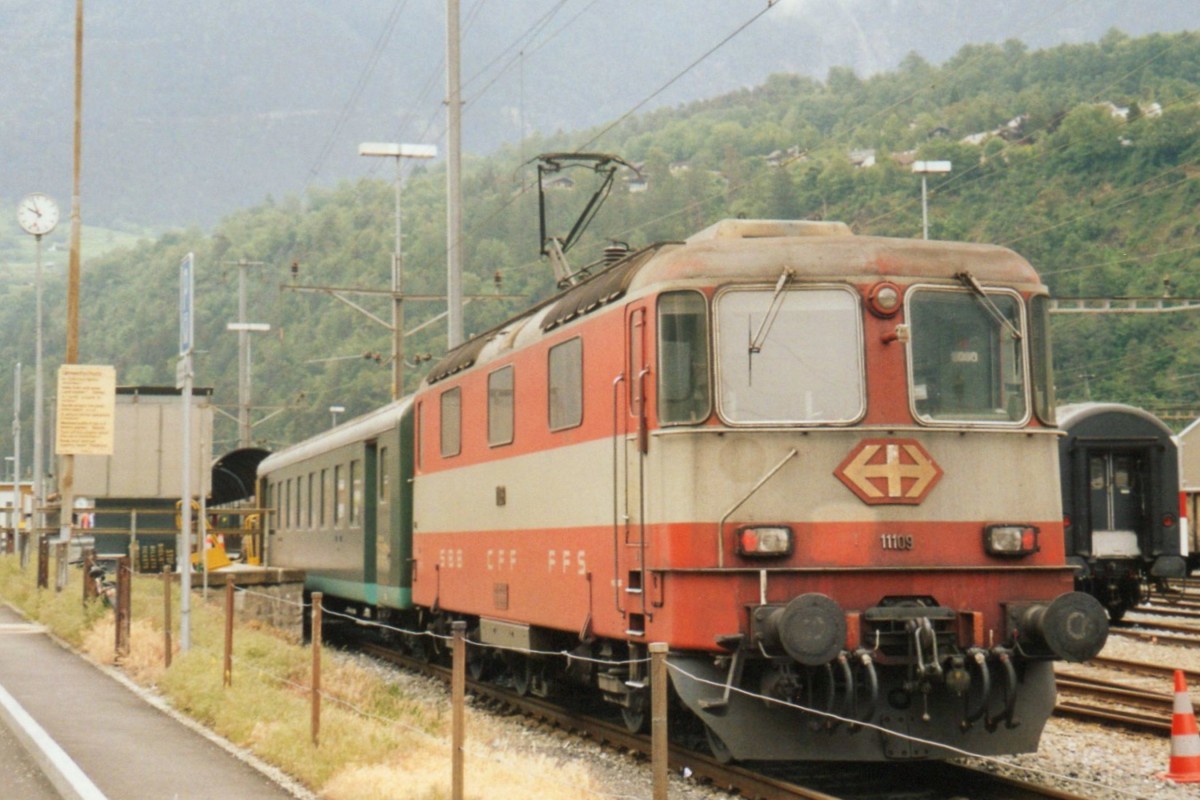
left=1052, top=654, right=1198, bottom=735
left=346, top=636, right=1094, bottom=800
left=1109, top=619, right=1200, bottom=647
left=1054, top=673, right=1172, bottom=734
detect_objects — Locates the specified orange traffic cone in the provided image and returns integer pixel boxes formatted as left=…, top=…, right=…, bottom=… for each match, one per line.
left=1161, top=670, right=1200, bottom=783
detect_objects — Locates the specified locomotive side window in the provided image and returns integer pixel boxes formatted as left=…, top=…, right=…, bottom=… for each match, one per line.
left=440, top=387, right=462, bottom=457
left=488, top=366, right=515, bottom=446
left=658, top=291, right=711, bottom=425
left=1030, top=295, right=1056, bottom=425
left=549, top=338, right=583, bottom=431
left=908, top=288, right=1028, bottom=424
left=715, top=287, right=863, bottom=424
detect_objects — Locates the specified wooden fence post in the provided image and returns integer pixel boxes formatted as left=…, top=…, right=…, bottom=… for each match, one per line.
left=54, top=539, right=67, bottom=592
left=311, top=592, right=322, bottom=747
left=115, top=556, right=131, bottom=660
left=451, top=620, right=466, bottom=800
left=223, top=579, right=235, bottom=687
left=36, top=534, right=48, bottom=589
left=163, top=566, right=172, bottom=669
left=82, top=548, right=97, bottom=604
left=650, top=642, right=669, bottom=800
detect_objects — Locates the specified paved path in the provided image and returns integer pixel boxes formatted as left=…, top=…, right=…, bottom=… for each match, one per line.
left=0, top=605, right=309, bottom=799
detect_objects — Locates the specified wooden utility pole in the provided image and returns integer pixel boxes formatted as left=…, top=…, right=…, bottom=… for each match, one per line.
left=60, top=0, right=85, bottom=569
left=66, top=0, right=83, bottom=364
left=446, top=0, right=464, bottom=349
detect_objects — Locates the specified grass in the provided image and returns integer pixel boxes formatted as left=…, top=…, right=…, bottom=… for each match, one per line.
left=0, top=555, right=604, bottom=799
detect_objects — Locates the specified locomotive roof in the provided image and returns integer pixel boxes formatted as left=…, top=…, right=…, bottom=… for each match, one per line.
left=424, top=219, right=1042, bottom=386
left=257, top=397, right=412, bottom=477
left=638, top=218, right=1040, bottom=288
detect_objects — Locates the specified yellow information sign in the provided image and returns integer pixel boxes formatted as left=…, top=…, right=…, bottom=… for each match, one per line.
left=55, top=365, right=116, bottom=455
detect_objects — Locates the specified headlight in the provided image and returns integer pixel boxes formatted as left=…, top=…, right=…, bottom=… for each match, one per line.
left=737, top=525, right=793, bottom=557
left=984, top=524, right=1039, bottom=557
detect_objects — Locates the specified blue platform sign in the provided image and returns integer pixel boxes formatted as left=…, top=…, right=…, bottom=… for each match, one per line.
left=179, top=252, right=194, bottom=355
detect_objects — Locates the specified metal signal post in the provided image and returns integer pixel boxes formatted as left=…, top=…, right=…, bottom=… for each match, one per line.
left=178, top=252, right=195, bottom=651
left=358, top=143, right=437, bottom=399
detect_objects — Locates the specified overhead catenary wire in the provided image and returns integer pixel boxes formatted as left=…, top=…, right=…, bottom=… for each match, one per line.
left=447, top=1, right=785, bottom=267
left=302, top=0, right=413, bottom=194
left=574, top=0, right=782, bottom=153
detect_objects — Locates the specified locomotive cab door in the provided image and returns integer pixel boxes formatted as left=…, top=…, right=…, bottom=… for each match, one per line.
left=1087, top=451, right=1147, bottom=558
left=619, top=302, right=650, bottom=627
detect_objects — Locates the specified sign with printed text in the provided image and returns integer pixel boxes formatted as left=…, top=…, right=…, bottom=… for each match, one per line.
left=55, top=365, right=117, bottom=455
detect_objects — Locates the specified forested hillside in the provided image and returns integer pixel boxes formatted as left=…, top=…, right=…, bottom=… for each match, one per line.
left=2, top=29, right=1198, bottom=456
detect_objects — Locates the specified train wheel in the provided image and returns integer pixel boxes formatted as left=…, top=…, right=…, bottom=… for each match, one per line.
left=1108, top=604, right=1128, bottom=623
left=467, top=641, right=492, bottom=681
left=705, top=724, right=734, bottom=764
left=621, top=690, right=648, bottom=733
left=511, top=657, right=534, bottom=696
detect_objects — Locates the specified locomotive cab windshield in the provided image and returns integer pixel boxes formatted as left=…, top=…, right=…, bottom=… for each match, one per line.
left=908, top=285, right=1029, bottom=424
left=715, top=285, right=865, bottom=425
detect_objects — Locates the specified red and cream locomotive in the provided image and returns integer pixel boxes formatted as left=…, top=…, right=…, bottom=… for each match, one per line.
left=263, top=216, right=1107, bottom=761
left=405, top=217, right=1107, bottom=760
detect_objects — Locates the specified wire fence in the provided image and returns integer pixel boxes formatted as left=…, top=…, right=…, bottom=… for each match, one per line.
left=78, top=563, right=1152, bottom=800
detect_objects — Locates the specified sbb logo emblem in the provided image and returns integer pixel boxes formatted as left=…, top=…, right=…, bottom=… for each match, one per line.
left=835, top=439, right=943, bottom=506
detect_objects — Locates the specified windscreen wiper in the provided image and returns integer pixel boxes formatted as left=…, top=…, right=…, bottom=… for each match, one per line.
left=955, top=271, right=1022, bottom=340
left=749, top=267, right=795, bottom=354
left=747, top=267, right=795, bottom=385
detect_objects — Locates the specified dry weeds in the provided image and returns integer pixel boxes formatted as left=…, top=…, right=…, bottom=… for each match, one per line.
left=0, top=555, right=611, bottom=799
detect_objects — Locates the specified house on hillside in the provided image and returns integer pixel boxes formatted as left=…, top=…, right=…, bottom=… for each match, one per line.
left=848, top=149, right=876, bottom=168
left=1099, top=101, right=1131, bottom=120
left=544, top=175, right=576, bottom=191
left=625, top=174, right=648, bottom=193
left=766, top=145, right=807, bottom=168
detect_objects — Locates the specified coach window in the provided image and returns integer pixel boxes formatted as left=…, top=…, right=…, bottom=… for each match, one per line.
left=350, top=459, right=362, bottom=525
left=307, top=473, right=315, bottom=527
left=278, top=482, right=288, bottom=532
left=908, top=287, right=1028, bottom=424
left=319, top=468, right=328, bottom=526
left=441, top=388, right=462, bottom=457
left=379, top=447, right=389, bottom=504
left=488, top=366, right=515, bottom=446
left=295, top=479, right=302, bottom=529
left=658, top=291, right=710, bottom=424
left=549, top=338, right=583, bottom=430
left=334, top=465, right=344, bottom=524
left=283, top=479, right=291, bottom=530
left=716, top=286, right=863, bottom=424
